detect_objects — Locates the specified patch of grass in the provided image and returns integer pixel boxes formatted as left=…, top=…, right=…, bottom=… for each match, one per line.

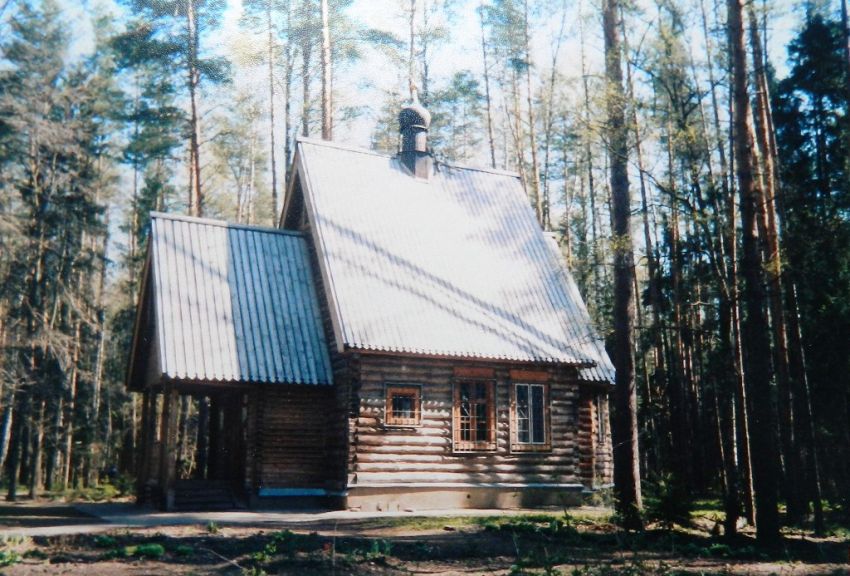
left=92, top=534, right=118, bottom=548
left=172, top=544, right=194, bottom=557
left=0, top=548, right=21, bottom=567
left=479, top=514, right=581, bottom=541
left=100, top=546, right=132, bottom=560
left=570, top=560, right=674, bottom=576
left=644, top=475, right=692, bottom=529
left=205, top=520, right=220, bottom=534
left=64, top=483, right=119, bottom=502
left=23, top=548, right=48, bottom=560
left=824, top=523, right=850, bottom=538
left=247, top=530, right=322, bottom=573
left=134, top=543, right=165, bottom=558
left=100, top=541, right=165, bottom=560
left=360, top=515, right=482, bottom=531
left=690, top=498, right=723, bottom=514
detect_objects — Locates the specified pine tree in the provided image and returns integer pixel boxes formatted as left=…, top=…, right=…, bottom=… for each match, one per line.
left=603, top=0, right=642, bottom=530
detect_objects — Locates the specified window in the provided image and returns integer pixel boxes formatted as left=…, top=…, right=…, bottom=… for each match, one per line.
left=385, top=385, right=421, bottom=426
left=453, top=380, right=496, bottom=452
left=594, top=394, right=607, bottom=444
left=511, top=383, right=551, bottom=451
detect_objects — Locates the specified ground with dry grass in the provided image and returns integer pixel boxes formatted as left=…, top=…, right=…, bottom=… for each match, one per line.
left=1, top=504, right=848, bottom=575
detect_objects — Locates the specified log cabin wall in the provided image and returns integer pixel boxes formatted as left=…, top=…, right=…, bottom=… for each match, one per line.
left=345, top=354, right=606, bottom=509
left=593, top=393, right=613, bottom=485
left=266, top=206, right=352, bottom=495
left=254, top=385, right=335, bottom=489
left=577, top=388, right=614, bottom=489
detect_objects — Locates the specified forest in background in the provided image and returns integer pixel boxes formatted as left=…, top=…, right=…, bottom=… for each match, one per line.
left=0, top=0, right=848, bottom=546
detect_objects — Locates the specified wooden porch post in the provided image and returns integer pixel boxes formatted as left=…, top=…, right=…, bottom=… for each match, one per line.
left=208, top=395, right=221, bottom=481
left=159, top=385, right=179, bottom=510
left=135, top=388, right=152, bottom=503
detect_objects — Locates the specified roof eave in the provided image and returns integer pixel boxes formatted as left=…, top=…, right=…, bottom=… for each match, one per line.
left=125, top=248, right=164, bottom=391
left=296, top=143, right=348, bottom=356
left=344, top=345, right=598, bottom=368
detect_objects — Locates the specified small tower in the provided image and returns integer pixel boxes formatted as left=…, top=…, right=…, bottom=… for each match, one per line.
left=398, top=97, right=432, bottom=179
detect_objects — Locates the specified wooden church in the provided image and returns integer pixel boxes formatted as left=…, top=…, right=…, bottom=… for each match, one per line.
left=127, top=101, right=615, bottom=511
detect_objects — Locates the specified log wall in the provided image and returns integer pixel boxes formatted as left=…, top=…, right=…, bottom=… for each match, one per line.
left=347, top=355, right=600, bottom=487
left=254, top=385, right=336, bottom=488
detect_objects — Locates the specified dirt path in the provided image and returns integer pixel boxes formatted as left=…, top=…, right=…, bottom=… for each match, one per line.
left=1, top=503, right=848, bottom=575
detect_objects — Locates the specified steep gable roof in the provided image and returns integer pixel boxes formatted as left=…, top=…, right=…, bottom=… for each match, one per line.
left=291, top=138, right=614, bottom=383
left=127, top=213, right=333, bottom=388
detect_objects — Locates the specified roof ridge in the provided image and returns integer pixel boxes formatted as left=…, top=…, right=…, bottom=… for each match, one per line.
left=150, top=211, right=305, bottom=237
left=296, top=136, right=522, bottom=179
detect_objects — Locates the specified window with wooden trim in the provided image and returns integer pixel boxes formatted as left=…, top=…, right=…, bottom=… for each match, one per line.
left=594, top=394, right=606, bottom=444
left=453, top=380, right=496, bottom=452
left=385, top=385, right=421, bottom=426
left=511, top=383, right=551, bottom=451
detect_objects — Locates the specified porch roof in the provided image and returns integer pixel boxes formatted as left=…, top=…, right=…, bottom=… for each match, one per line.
left=128, top=212, right=333, bottom=388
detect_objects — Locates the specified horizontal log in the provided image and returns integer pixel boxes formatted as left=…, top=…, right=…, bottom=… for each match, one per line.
left=353, top=472, right=579, bottom=484
left=355, top=452, right=576, bottom=465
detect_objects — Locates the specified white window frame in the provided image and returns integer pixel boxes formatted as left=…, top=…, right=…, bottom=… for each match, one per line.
left=511, top=382, right=551, bottom=452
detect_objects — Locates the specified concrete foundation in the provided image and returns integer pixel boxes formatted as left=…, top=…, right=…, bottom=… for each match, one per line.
left=344, top=484, right=586, bottom=512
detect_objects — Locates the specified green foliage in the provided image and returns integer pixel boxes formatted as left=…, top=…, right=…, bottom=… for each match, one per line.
left=0, top=548, right=21, bottom=567
left=92, top=535, right=118, bottom=548
left=569, top=560, right=673, bottom=576
left=205, top=521, right=220, bottom=534
left=134, top=543, right=166, bottom=558
left=644, top=474, right=692, bottom=529
left=66, top=483, right=120, bottom=502
left=429, top=70, right=485, bottom=162
left=773, top=9, right=850, bottom=509
left=101, top=542, right=165, bottom=560
left=172, top=544, right=194, bottom=557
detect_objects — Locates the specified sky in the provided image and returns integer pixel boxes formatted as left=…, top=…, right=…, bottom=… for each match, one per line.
left=12, top=0, right=819, bottom=271
left=53, top=0, right=805, bottom=152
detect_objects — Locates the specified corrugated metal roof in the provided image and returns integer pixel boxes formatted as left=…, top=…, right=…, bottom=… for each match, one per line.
left=295, top=138, right=614, bottom=382
left=149, top=212, right=333, bottom=385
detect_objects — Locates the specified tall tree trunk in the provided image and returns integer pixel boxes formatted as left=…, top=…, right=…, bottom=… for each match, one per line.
left=604, top=0, right=642, bottom=530
left=301, top=0, right=313, bottom=137
left=728, top=0, right=780, bottom=545
left=719, top=298, right=741, bottom=537
left=267, top=0, right=279, bottom=220
left=408, top=0, right=416, bottom=98
left=540, top=2, right=567, bottom=232
left=842, top=0, right=850, bottom=97
left=420, top=0, right=431, bottom=103
left=187, top=0, right=203, bottom=217
left=785, top=283, right=824, bottom=533
left=579, top=10, right=600, bottom=311
left=63, top=321, right=82, bottom=491
left=0, top=391, right=13, bottom=472
left=509, top=68, right=529, bottom=193
left=5, top=393, right=28, bottom=501
left=479, top=2, right=496, bottom=169
left=664, top=115, right=692, bottom=490
left=320, top=0, right=332, bottom=140
left=45, top=396, right=62, bottom=491
left=282, top=0, right=294, bottom=199
left=747, top=4, right=805, bottom=524
left=522, top=0, right=543, bottom=227
left=623, top=14, right=665, bottom=473
left=28, top=398, right=45, bottom=498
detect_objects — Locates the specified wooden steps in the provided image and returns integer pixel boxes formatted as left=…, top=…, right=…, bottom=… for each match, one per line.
left=172, top=480, right=243, bottom=511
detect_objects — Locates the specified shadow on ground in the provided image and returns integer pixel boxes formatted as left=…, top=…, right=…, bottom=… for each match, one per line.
left=0, top=504, right=103, bottom=529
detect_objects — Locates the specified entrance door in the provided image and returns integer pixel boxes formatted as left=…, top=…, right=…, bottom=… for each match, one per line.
left=171, top=390, right=248, bottom=509
left=192, top=391, right=247, bottom=489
